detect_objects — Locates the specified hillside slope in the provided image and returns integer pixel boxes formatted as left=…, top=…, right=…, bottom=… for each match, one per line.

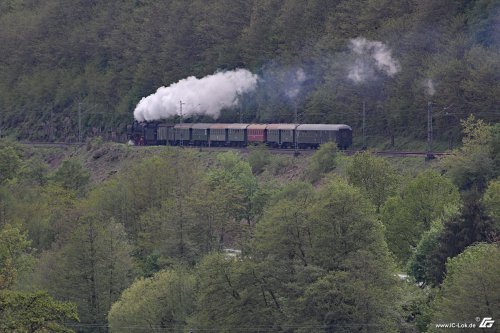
left=0, top=0, right=498, bottom=143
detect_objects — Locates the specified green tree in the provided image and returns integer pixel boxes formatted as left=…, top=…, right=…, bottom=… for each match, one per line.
left=441, top=116, right=499, bottom=193
left=207, top=151, right=259, bottom=225
left=305, top=142, right=338, bottom=182
left=247, top=143, right=271, bottom=175
left=0, top=223, right=77, bottom=333
left=0, top=185, right=15, bottom=226
left=0, top=146, right=20, bottom=184
left=0, top=224, right=34, bottom=290
left=108, top=268, right=195, bottom=333
left=483, top=178, right=500, bottom=229
left=346, top=152, right=399, bottom=212
left=0, top=290, right=78, bottom=333
left=90, top=151, right=201, bottom=241
left=188, top=253, right=282, bottom=332
left=38, top=217, right=134, bottom=332
left=35, top=182, right=79, bottom=249
left=417, top=197, right=498, bottom=286
left=429, top=243, right=500, bottom=332
left=19, top=157, right=49, bottom=186
left=137, top=196, right=199, bottom=267
left=294, top=255, right=399, bottom=333
left=253, top=181, right=315, bottom=266
left=52, top=159, right=90, bottom=194
left=189, top=178, right=245, bottom=254
left=252, top=177, right=402, bottom=332
left=381, top=171, right=460, bottom=264
left=308, top=176, right=389, bottom=270
left=407, top=222, right=446, bottom=287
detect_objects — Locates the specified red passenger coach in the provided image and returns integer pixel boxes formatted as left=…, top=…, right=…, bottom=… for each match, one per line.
left=247, top=124, right=267, bottom=143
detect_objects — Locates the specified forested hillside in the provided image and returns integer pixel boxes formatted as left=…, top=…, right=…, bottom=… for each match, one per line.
left=0, top=0, right=498, bottom=143
left=0, top=1, right=499, bottom=332
left=0, top=118, right=499, bottom=332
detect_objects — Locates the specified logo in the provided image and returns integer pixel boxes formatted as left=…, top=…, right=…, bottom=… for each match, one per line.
left=479, top=317, right=495, bottom=328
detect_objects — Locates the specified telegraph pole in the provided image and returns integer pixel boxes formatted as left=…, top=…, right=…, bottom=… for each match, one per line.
left=294, top=104, right=299, bottom=156
left=362, top=101, right=366, bottom=150
left=78, top=102, right=82, bottom=143
left=179, top=100, right=185, bottom=147
left=426, top=101, right=434, bottom=160
left=50, top=104, right=54, bottom=142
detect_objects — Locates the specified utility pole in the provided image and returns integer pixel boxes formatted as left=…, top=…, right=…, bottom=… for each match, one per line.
left=179, top=100, right=185, bottom=147
left=294, top=104, right=299, bottom=156
left=426, top=101, right=434, bottom=160
left=362, top=101, right=366, bottom=150
left=50, top=105, right=54, bottom=142
left=78, top=102, right=82, bottom=143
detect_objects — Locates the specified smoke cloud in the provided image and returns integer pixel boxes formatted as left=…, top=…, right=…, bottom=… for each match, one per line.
left=347, top=37, right=401, bottom=83
left=423, top=78, right=436, bottom=96
left=286, top=68, right=306, bottom=99
left=134, top=69, right=258, bottom=121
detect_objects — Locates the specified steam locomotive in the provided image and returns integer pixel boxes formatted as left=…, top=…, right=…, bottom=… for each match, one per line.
left=127, top=121, right=353, bottom=149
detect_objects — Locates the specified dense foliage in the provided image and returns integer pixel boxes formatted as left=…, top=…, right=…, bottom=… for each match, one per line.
left=0, top=0, right=498, bottom=143
left=0, top=88, right=498, bottom=331
left=429, top=243, right=500, bottom=332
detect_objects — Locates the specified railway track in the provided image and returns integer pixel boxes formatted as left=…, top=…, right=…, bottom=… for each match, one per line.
left=19, top=141, right=84, bottom=148
left=19, top=141, right=451, bottom=158
left=126, top=145, right=453, bottom=158
left=352, top=150, right=451, bottom=158
left=150, top=146, right=451, bottom=158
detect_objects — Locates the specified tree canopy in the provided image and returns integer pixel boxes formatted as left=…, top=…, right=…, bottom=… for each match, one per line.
left=0, top=0, right=498, bottom=142
left=429, top=243, right=500, bottom=332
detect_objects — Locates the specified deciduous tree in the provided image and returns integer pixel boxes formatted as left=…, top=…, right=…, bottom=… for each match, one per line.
left=381, top=171, right=460, bottom=264
left=0, top=224, right=33, bottom=290
left=429, top=243, right=500, bottom=332
left=108, top=268, right=195, bottom=333
left=38, top=217, right=134, bottom=332
left=0, top=291, right=78, bottom=333
left=0, top=146, right=20, bottom=185
left=346, top=152, right=399, bottom=212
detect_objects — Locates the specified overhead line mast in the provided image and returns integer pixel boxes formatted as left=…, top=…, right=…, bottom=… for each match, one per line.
left=179, top=100, right=185, bottom=147
left=427, top=101, right=434, bottom=160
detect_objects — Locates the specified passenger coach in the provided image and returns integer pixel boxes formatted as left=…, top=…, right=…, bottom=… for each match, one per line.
left=296, top=124, right=352, bottom=149
left=128, top=122, right=353, bottom=149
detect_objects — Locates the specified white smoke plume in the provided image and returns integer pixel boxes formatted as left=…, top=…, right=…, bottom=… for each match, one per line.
left=347, top=37, right=401, bottom=83
left=134, top=69, right=258, bottom=121
left=423, top=78, right=436, bottom=96
left=286, top=68, right=306, bottom=99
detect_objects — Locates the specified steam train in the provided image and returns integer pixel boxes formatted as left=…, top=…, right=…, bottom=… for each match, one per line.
left=127, top=122, right=353, bottom=149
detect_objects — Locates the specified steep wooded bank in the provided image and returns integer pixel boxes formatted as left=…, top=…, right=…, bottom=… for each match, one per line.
left=0, top=0, right=498, bottom=143
left=0, top=119, right=499, bottom=332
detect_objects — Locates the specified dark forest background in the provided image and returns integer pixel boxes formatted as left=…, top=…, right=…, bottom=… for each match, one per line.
left=0, top=0, right=498, bottom=144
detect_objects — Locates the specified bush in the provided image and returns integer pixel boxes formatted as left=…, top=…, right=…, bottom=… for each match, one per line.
left=0, top=146, right=21, bottom=184
left=267, top=154, right=292, bottom=175
left=247, top=144, right=271, bottom=174
left=305, top=142, right=338, bottom=182
left=52, top=159, right=90, bottom=193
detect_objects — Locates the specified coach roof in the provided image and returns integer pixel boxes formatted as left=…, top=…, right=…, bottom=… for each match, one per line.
left=296, top=124, right=352, bottom=131
left=174, top=123, right=193, bottom=129
left=266, top=124, right=298, bottom=130
left=209, top=123, right=229, bottom=129
left=191, top=123, right=213, bottom=129
left=226, top=124, right=250, bottom=130
left=247, top=124, right=267, bottom=130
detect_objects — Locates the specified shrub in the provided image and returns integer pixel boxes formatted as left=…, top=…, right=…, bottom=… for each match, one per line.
left=306, top=142, right=338, bottom=182
left=247, top=144, right=271, bottom=174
